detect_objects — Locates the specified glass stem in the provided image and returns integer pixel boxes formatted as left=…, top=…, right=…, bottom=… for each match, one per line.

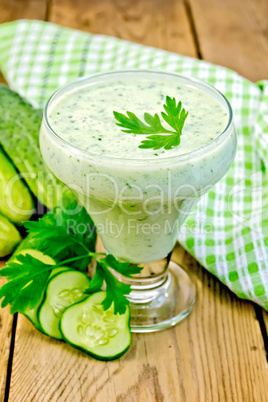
left=111, top=253, right=172, bottom=303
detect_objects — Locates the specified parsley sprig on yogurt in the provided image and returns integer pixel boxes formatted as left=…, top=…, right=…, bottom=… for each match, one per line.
left=113, top=96, right=188, bottom=150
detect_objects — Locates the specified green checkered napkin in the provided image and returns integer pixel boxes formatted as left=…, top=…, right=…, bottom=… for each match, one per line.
left=0, top=20, right=267, bottom=310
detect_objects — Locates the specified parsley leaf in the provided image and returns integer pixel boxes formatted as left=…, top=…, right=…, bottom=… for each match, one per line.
left=161, top=96, right=188, bottom=134
left=0, top=254, right=53, bottom=314
left=0, top=249, right=142, bottom=315
left=139, top=133, right=181, bottom=150
left=113, top=96, right=188, bottom=151
left=102, top=254, right=142, bottom=277
left=85, top=262, right=130, bottom=315
left=24, top=201, right=96, bottom=271
left=113, top=111, right=174, bottom=135
left=100, top=269, right=131, bottom=314
left=84, top=264, right=104, bottom=294
left=85, top=256, right=142, bottom=315
left=0, top=203, right=142, bottom=316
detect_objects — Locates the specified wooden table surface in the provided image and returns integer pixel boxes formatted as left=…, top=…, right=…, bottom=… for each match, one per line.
left=0, top=1, right=268, bottom=401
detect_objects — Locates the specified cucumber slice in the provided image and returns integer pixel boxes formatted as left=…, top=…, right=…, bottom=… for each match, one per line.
left=24, top=266, right=70, bottom=331
left=15, top=249, right=56, bottom=265
left=38, top=271, right=91, bottom=339
left=60, top=292, right=131, bottom=361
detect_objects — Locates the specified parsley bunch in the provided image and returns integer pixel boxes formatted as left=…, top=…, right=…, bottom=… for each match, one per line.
left=24, top=201, right=96, bottom=271
left=0, top=202, right=142, bottom=315
left=114, top=96, right=188, bottom=150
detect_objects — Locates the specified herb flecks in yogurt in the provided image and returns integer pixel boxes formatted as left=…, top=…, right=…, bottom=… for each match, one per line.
left=113, top=96, right=188, bottom=151
left=48, top=79, right=229, bottom=159
left=43, top=75, right=236, bottom=263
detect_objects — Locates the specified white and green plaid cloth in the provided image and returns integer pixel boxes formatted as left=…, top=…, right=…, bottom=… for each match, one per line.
left=0, top=20, right=267, bottom=310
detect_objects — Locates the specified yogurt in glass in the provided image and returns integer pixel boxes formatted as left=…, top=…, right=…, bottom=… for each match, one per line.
left=40, top=71, right=237, bottom=331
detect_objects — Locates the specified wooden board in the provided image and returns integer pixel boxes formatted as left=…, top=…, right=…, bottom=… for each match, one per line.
left=8, top=245, right=268, bottom=402
left=172, top=246, right=268, bottom=401
left=0, top=265, right=14, bottom=401
left=0, top=0, right=47, bottom=24
left=189, top=0, right=268, bottom=81
left=0, top=72, right=7, bottom=85
left=0, top=0, right=267, bottom=400
left=0, top=2, right=47, bottom=400
left=49, top=0, right=197, bottom=57
left=262, top=310, right=268, bottom=342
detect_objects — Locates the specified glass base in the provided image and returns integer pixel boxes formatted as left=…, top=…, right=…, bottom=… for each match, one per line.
left=128, top=261, right=196, bottom=333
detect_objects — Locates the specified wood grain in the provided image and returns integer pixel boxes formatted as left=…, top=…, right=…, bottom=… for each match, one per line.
left=0, top=0, right=47, bottom=23
left=188, top=0, right=268, bottom=81
left=49, top=0, right=197, bottom=57
left=0, top=263, right=14, bottom=401
left=172, top=246, right=268, bottom=401
left=262, top=310, right=268, bottom=341
left=0, top=1, right=47, bottom=401
left=8, top=245, right=268, bottom=402
left=0, top=72, right=7, bottom=84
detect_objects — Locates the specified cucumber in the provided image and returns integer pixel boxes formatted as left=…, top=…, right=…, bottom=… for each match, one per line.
left=38, top=271, right=91, bottom=339
left=15, top=248, right=56, bottom=265
left=60, top=292, right=131, bottom=361
left=12, top=248, right=70, bottom=331
left=0, top=85, right=75, bottom=209
left=9, top=209, right=60, bottom=261
left=25, top=266, right=70, bottom=331
left=0, top=214, right=21, bottom=257
left=8, top=234, right=37, bottom=262
left=0, top=148, right=34, bottom=225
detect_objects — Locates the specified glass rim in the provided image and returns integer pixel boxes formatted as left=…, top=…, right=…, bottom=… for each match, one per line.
left=43, top=69, right=234, bottom=164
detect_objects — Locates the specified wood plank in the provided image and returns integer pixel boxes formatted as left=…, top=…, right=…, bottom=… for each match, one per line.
left=49, top=0, right=197, bottom=57
left=258, top=309, right=268, bottom=363
left=8, top=245, right=268, bottom=402
left=262, top=310, right=268, bottom=345
left=188, top=0, right=268, bottom=81
left=0, top=1, right=50, bottom=400
left=0, top=0, right=47, bottom=23
left=171, top=246, right=268, bottom=401
left=0, top=263, right=14, bottom=401
left=0, top=72, right=7, bottom=85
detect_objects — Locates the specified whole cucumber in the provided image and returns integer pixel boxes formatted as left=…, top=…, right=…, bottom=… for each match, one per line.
left=0, top=214, right=21, bottom=257
left=0, top=148, right=34, bottom=225
left=0, top=85, right=75, bottom=209
left=8, top=233, right=37, bottom=262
